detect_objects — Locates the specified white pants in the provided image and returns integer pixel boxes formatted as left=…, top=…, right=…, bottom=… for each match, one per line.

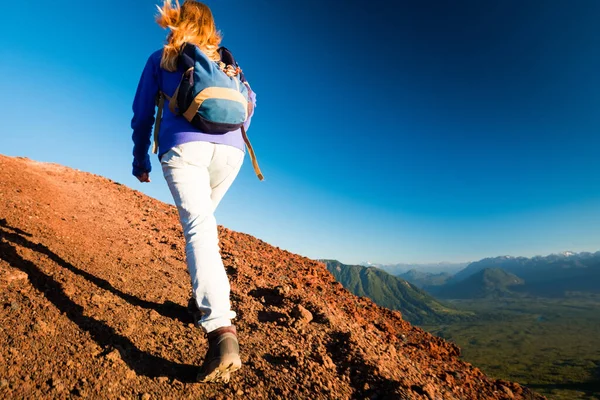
left=161, top=141, right=244, bottom=333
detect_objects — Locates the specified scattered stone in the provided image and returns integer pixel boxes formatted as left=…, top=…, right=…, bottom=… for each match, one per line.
left=500, top=385, right=515, bottom=399
left=90, top=294, right=105, bottom=306
left=4, top=270, right=28, bottom=282
left=172, top=379, right=183, bottom=388
left=291, top=305, right=313, bottom=325
left=149, top=310, right=160, bottom=322
left=275, top=285, right=291, bottom=296
left=33, top=320, right=54, bottom=334
left=105, top=349, right=121, bottom=363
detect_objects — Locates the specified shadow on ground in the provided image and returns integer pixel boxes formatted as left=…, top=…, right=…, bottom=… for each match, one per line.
left=0, top=220, right=198, bottom=382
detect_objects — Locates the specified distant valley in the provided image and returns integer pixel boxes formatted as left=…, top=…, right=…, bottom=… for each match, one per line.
left=323, top=250, right=600, bottom=400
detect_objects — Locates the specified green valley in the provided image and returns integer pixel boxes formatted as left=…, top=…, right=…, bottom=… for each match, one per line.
left=422, top=296, right=600, bottom=400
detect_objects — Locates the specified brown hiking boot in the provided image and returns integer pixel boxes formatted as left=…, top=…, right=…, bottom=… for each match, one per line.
left=197, top=326, right=242, bottom=383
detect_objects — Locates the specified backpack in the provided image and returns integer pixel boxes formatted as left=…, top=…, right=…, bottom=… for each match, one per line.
left=153, top=44, right=263, bottom=180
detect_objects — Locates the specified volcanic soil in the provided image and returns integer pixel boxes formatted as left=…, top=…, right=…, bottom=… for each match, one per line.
left=0, top=155, right=544, bottom=399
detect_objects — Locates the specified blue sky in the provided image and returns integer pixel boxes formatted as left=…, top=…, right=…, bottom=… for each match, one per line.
left=1, top=0, right=599, bottom=264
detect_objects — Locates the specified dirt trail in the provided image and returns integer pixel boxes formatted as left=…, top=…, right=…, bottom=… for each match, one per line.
left=0, top=155, right=544, bottom=399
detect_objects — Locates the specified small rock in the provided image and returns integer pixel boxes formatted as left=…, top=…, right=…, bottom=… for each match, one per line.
left=500, top=385, right=515, bottom=399
left=452, top=371, right=463, bottom=380
left=33, top=320, right=51, bottom=334
left=291, top=305, right=313, bottom=324
left=52, top=379, right=65, bottom=392
left=90, top=294, right=105, bottom=306
left=10, top=301, right=20, bottom=311
left=141, top=393, right=151, bottom=400
left=149, top=310, right=160, bottom=322
left=5, top=271, right=28, bottom=282
left=275, top=285, right=291, bottom=296
left=236, top=389, right=244, bottom=395
left=320, top=354, right=335, bottom=370
left=0, top=379, right=8, bottom=388
left=157, top=377, right=168, bottom=383
left=105, top=349, right=121, bottom=363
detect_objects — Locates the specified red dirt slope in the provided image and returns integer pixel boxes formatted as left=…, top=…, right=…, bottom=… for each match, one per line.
left=0, top=155, right=543, bottom=399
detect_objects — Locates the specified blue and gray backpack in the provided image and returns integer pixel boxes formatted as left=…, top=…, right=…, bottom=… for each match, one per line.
left=153, top=43, right=263, bottom=180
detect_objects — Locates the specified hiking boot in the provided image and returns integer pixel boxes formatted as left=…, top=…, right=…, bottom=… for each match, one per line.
left=197, top=326, right=242, bottom=383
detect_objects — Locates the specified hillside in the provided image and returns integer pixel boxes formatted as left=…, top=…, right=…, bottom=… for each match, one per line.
left=432, top=268, right=525, bottom=299
left=0, top=155, right=544, bottom=399
left=324, top=260, right=470, bottom=325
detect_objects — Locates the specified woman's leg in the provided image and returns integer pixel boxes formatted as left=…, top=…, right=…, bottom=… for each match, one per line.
left=161, top=141, right=243, bottom=333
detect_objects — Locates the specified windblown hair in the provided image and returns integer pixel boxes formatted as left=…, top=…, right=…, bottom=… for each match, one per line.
left=156, top=0, right=222, bottom=71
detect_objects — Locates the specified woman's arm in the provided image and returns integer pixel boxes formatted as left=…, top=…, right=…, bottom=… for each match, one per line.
left=131, top=54, right=159, bottom=178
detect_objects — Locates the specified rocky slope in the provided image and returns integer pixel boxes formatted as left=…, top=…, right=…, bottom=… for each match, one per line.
left=0, top=155, right=544, bottom=399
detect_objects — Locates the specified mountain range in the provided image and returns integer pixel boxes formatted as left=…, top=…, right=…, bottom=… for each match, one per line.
left=360, top=261, right=469, bottom=276
left=449, top=252, right=600, bottom=297
left=358, top=250, right=600, bottom=300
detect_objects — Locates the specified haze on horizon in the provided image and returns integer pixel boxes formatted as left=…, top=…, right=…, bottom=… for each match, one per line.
left=1, top=0, right=599, bottom=264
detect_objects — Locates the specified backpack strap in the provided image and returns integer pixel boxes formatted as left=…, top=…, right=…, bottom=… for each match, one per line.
left=153, top=91, right=175, bottom=155
left=152, top=93, right=165, bottom=155
left=241, top=125, right=264, bottom=181
left=168, top=85, right=180, bottom=115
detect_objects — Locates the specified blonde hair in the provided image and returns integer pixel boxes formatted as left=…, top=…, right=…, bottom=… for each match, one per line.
left=156, top=0, right=222, bottom=71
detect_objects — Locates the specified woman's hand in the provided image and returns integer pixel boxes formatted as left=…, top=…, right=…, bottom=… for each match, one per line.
left=136, top=172, right=151, bottom=183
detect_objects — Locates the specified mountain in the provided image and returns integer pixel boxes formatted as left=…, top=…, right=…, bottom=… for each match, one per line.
left=400, top=269, right=453, bottom=288
left=432, top=268, right=525, bottom=299
left=0, top=155, right=544, bottom=399
left=449, top=252, right=600, bottom=297
left=323, top=260, right=471, bottom=325
left=362, top=262, right=469, bottom=276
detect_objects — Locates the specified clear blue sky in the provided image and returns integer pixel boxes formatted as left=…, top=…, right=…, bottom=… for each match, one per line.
left=1, top=0, right=599, bottom=264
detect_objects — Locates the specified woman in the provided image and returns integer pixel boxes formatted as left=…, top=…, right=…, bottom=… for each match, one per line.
left=130, top=0, right=256, bottom=383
